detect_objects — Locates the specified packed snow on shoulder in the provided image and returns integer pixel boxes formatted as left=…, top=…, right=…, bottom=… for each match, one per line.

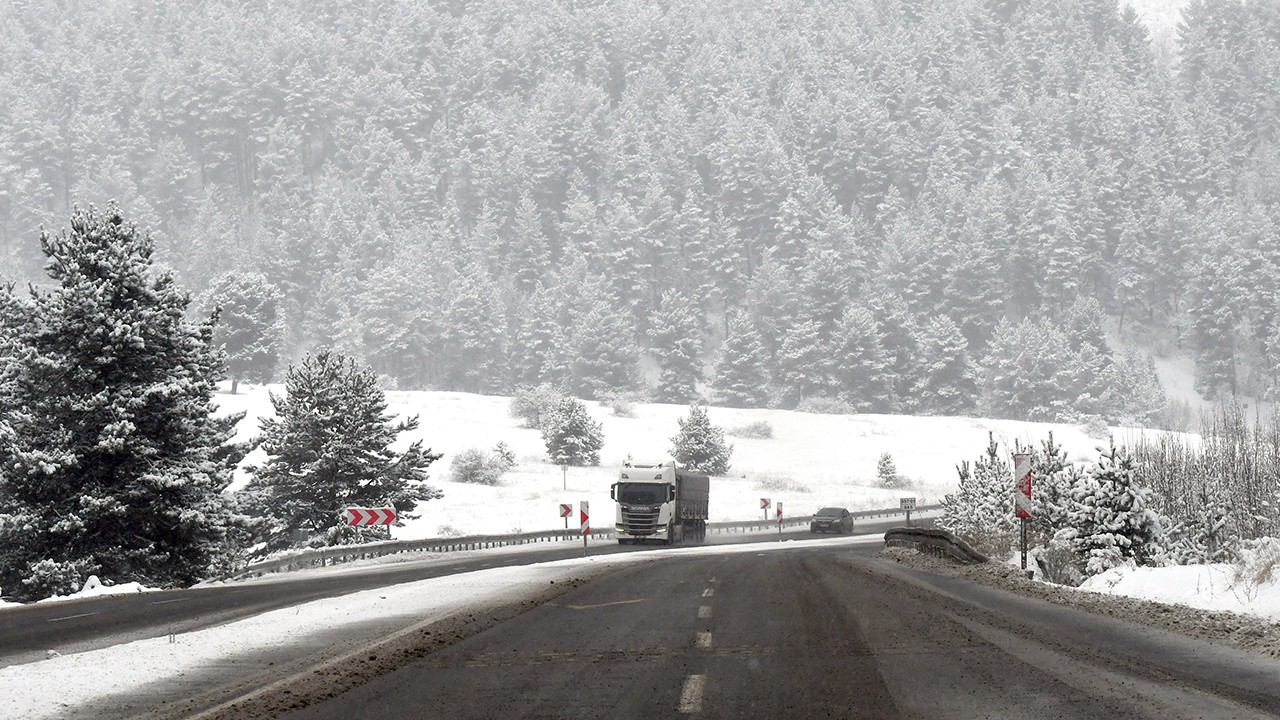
left=1080, top=562, right=1280, bottom=622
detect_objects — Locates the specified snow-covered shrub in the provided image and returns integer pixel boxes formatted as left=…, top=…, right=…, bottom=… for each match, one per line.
left=1234, top=537, right=1280, bottom=587
left=1034, top=539, right=1085, bottom=587
left=509, top=383, right=565, bottom=430
left=794, top=397, right=855, bottom=415
left=1077, top=414, right=1110, bottom=440
left=1157, top=398, right=1196, bottom=433
left=21, top=559, right=86, bottom=599
left=730, top=421, right=773, bottom=439
left=754, top=474, right=811, bottom=494
left=493, top=441, right=516, bottom=468
left=597, top=390, right=639, bottom=418
left=450, top=447, right=512, bottom=486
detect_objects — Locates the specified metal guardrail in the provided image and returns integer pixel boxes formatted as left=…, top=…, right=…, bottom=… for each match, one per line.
left=883, top=526, right=988, bottom=565
left=230, top=503, right=943, bottom=579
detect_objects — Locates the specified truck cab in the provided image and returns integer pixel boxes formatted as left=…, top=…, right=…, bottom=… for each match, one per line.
left=611, top=461, right=708, bottom=545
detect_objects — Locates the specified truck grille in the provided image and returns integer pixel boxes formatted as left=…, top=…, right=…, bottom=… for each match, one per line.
left=622, top=507, right=660, bottom=535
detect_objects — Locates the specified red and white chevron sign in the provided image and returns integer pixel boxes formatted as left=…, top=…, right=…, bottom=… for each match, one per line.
left=1013, top=453, right=1033, bottom=519
left=344, top=507, right=397, bottom=526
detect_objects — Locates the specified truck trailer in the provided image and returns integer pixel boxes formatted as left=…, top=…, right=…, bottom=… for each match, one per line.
left=611, top=461, right=709, bottom=545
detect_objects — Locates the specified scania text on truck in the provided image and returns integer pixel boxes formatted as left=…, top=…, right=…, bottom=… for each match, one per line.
left=611, top=461, right=709, bottom=545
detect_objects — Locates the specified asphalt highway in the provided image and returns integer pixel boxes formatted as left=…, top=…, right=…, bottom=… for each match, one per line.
left=277, top=546, right=1280, bottom=720
left=0, top=517, right=911, bottom=668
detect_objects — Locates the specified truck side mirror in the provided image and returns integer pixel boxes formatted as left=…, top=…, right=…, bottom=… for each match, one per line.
left=610, top=484, right=617, bottom=500
left=668, top=487, right=676, bottom=502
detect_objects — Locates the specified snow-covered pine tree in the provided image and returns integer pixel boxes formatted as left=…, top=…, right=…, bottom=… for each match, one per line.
left=833, top=305, right=894, bottom=412
left=439, top=257, right=507, bottom=394
left=1060, top=439, right=1165, bottom=576
left=0, top=205, right=248, bottom=600
left=648, top=289, right=704, bottom=404
left=941, top=460, right=980, bottom=541
left=509, top=283, right=570, bottom=388
left=670, top=404, right=733, bottom=476
left=203, top=271, right=282, bottom=393
left=567, top=275, right=638, bottom=400
left=875, top=452, right=902, bottom=488
left=1169, top=480, right=1238, bottom=564
left=777, top=318, right=835, bottom=407
left=712, top=312, right=770, bottom=408
left=244, top=350, right=443, bottom=551
left=1027, top=432, right=1075, bottom=545
left=541, top=396, right=604, bottom=466
left=939, top=433, right=1016, bottom=556
left=912, top=315, right=977, bottom=416
left=870, top=292, right=923, bottom=414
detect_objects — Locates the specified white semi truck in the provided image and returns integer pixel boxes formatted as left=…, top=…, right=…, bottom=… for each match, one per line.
left=611, top=461, right=709, bottom=545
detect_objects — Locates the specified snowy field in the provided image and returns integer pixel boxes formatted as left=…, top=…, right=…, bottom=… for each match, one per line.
left=213, top=384, right=1171, bottom=540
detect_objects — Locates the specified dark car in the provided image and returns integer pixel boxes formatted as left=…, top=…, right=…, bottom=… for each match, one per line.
left=810, top=507, right=854, bottom=534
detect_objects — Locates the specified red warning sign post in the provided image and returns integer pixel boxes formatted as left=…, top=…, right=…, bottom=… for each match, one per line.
left=1013, top=453, right=1032, bottom=572
left=580, top=500, right=589, bottom=556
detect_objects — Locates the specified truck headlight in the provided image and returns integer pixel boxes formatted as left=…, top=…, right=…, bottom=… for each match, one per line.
left=655, top=525, right=667, bottom=533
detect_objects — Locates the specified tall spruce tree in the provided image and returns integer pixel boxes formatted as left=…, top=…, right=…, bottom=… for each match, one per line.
left=913, top=316, right=978, bottom=416
left=712, top=312, right=770, bottom=408
left=833, top=305, right=894, bottom=412
left=0, top=205, right=246, bottom=600
left=244, top=350, right=443, bottom=551
left=647, top=289, right=704, bottom=404
left=203, top=271, right=282, bottom=393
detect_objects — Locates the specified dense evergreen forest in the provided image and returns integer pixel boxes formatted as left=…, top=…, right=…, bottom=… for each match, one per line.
left=1, top=0, right=1276, bottom=424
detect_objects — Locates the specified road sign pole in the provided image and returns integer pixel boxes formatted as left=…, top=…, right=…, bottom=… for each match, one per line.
left=580, top=500, right=589, bottom=557
left=1013, top=453, right=1033, bottom=573
left=561, top=464, right=567, bottom=491
left=906, top=507, right=912, bottom=526
left=776, top=502, right=783, bottom=540
left=1021, top=517, right=1028, bottom=571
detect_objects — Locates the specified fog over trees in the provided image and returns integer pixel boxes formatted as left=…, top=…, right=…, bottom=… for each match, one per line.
left=1, top=0, right=1275, bottom=424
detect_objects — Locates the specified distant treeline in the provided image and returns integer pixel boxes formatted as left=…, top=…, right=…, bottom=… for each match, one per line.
left=1, top=0, right=1276, bottom=422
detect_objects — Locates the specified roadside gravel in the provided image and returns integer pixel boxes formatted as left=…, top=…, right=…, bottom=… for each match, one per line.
left=882, top=546, right=1280, bottom=658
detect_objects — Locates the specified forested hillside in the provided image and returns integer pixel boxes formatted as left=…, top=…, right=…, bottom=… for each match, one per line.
left=1, top=0, right=1277, bottom=424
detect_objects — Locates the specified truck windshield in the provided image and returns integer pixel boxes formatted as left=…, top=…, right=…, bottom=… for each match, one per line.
left=616, top=483, right=668, bottom=505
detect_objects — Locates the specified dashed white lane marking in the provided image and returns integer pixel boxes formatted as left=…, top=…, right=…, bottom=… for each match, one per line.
left=47, top=612, right=97, bottom=623
left=702, top=588, right=714, bottom=597
left=149, top=598, right=187, bottom=605
left=679, top=674, right=707, bottom=713
left=697, top=632, right=712, bottom=648
left=698, top=605, right=712, bottom=619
